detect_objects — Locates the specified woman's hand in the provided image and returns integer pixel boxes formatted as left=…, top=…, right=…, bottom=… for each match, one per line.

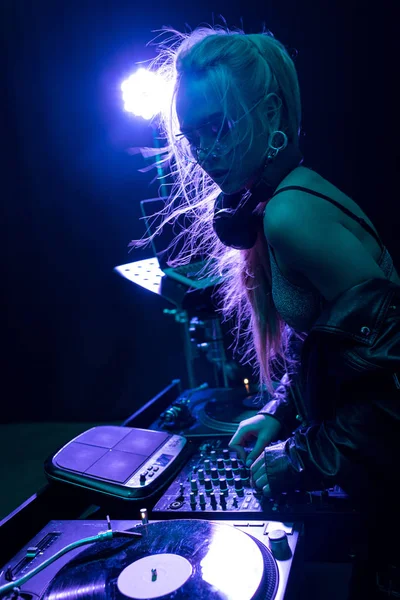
left=228, top=414, right=282, bottom=466
left=250, top=453, right=272, bottom=497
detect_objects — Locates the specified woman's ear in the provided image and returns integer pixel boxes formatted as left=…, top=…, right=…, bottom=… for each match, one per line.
left=265, top=92, right=282, bottom=116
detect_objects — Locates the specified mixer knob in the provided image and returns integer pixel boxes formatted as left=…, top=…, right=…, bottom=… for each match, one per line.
left=210, top=492, right=217, bottom=508
left=190, top=492, right=196, bottom=507
left=222, top=449, right=230, bottom=462
left=268, top=530, right=292, bottom=560
left=197, top=469, right=205, bottom=482
left=219, top=494, right=227, bottom=509
left=231, top=458, right=239, bottom=471
left=204, top=459, right=211, bottom=472
left=232, top=495, right=239, bottom=507
left=217, top=458, right=224, bottom=471
left=179, top=482, right=184, bottom=495
left=140, top=473, right=147, bottom=484
left=204, top=478, right=213, bottom=492
left=225, top=468, right=233, bottom=481
left=234, top=477, right=244, bottom=495
left=199, top=492, right=206, bottom=506
left=240, top=467, right=249, bottom=480
left=190, top=479, right=198, bottom=492
left=211, top=468, right=219, bottom=481
left=210, top=450, right=217, bottom=462
left=219, top=478, right=228, bottom=491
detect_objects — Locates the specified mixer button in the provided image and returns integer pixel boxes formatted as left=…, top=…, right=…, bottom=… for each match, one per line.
left=169, top=500, right=184, bottom=510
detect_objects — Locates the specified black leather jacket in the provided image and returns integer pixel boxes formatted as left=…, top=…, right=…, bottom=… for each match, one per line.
left=258, top=278, right=400, bottom=503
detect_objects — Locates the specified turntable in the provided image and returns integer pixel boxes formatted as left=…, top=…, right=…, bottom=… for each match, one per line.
left=0, top=518, right=301, bottom=600
left=149, top=386, right=274, bottom=437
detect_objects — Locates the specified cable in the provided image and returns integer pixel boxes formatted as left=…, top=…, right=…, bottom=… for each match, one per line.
left=0, top=526, right=142, bottom=597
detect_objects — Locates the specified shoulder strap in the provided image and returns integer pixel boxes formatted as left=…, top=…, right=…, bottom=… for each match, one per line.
left=272, top=185, right=384, bottom=250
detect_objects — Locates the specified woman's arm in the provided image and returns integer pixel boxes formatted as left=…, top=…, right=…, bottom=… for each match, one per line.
left=261, top=377, right=399, bottom=497
left=258, top=326, right=306, bottom=438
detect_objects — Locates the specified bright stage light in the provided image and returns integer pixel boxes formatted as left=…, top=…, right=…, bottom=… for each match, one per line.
left=121, top=68, right=174, bottom=121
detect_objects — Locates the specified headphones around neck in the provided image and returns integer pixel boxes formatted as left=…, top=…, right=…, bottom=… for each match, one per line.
left=212, top=143, right=304, bottom=249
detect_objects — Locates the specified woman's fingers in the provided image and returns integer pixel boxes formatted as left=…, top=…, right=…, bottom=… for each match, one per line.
left=229, top=428, right=251, bottom=462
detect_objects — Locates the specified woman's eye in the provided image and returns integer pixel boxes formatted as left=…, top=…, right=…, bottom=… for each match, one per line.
left=210, top=122, right=230, bottom=137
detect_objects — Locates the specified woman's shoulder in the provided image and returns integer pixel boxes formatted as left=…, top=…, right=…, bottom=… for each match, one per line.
left=273, top=166, right=343, bottom=207
left=266, top=166, right=400, bottom=285
left=270, top=167, right=375, bottom=237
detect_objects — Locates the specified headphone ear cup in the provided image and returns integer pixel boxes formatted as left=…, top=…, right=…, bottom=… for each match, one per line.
left=213, top=190, right=261, bottom=249
left=212, top=143, right=304, bottom=249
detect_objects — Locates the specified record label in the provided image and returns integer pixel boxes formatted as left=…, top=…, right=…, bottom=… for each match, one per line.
left=117, top=554, right=192, bottom=599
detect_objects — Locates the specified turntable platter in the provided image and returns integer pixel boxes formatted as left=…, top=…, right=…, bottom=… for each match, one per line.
left=43, top=520, right=278, bottom=600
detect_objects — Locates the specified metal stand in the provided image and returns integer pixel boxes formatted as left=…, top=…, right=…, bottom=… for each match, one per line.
left=189, top=316, right=230, bottom=388
left=114, top=258, right=227, bottom=389
left=163, top=308, right=196, bottom=389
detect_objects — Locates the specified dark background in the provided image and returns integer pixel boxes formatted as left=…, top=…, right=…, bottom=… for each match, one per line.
left=1, top=0, right=398, bottom=423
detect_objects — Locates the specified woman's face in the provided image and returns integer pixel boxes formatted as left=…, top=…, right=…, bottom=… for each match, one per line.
left=176, top=75, right=267, bottom=194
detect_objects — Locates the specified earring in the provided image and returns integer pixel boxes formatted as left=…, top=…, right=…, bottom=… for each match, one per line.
left=267, top=130, right=288, bottom=160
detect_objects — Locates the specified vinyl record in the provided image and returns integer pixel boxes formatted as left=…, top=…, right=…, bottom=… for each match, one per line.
left=43, top=520, right=278, bottom=600
left=201, top=389, right=262, bottom=432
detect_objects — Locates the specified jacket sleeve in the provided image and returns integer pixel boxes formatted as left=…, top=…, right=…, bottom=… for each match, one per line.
left=257, top=375, right=300, bottom=438
left=262, top=380, right=398, bottom=496
left=257, top=327, right=306, bottom=439
left=263, top=407, right=361, bottom=495
left=264, top=278, right=400, bottom=496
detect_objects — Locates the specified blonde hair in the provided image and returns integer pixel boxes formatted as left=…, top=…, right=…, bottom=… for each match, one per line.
left=132, top=24, right=306, bottom=393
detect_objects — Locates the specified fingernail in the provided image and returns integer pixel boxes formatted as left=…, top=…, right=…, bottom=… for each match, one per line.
left=246, top=459, right=252, bottom=467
